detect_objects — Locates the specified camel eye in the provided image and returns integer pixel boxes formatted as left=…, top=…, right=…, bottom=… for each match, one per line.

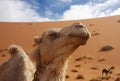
left=49, top=32, right=59, bottom=40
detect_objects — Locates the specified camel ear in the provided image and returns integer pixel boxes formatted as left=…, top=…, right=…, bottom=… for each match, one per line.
left=33, top=36, right=42, bottom=47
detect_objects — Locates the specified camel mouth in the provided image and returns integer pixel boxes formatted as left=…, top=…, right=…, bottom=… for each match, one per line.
left=68, top=34, right=90, bottom=40
left=68, top=33, right=90, bottom=45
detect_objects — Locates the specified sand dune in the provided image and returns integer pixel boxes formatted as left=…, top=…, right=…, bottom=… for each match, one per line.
left=0, top=15, right=120, bottom=81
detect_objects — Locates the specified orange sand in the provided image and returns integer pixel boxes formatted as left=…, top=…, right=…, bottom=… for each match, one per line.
left=0, top=15, right=120, bottom=81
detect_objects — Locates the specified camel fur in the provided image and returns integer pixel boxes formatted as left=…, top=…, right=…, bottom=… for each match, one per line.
left=0, top=44, right=35, bottom=81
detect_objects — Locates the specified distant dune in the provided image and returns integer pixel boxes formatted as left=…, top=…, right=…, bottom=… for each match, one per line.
left=0, top=15, right=120, bottom=81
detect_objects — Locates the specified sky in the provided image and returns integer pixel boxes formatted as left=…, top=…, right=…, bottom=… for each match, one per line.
left=0, top=0, right=120, bottom=22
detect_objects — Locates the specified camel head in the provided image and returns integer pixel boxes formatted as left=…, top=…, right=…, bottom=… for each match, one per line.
left=33, top=23, right=91, bottom=64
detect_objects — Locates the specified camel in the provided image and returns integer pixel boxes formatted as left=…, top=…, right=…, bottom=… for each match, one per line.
left=0, top=23, right=91, bottom=81
left=102, top=68, right=110, bottom=77
left=30, top=23, right=91, bottom=81
left=102, top=66, right=115, bottom=77
left=0, top=44, right=35, bottom=81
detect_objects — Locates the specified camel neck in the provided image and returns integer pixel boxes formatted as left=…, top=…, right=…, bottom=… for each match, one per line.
left=34, top=58, right=68, bottom=81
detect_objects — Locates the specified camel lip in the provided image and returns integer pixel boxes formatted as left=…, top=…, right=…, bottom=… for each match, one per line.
left=68, top=34, right=90, bottom=40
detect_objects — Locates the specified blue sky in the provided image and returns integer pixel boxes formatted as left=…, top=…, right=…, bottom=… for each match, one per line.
left=0, top=0, right=120, bottom=22
left=24, top=0, right=94, bottom=19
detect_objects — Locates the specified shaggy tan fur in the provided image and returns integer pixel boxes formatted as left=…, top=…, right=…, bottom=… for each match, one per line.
left=0, top=44, right=35, bottom=81
left=30, top=23, right=91, bottom=81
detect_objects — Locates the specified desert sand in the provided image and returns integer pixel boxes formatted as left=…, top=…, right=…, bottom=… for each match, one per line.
left=0, top=15, right=120, bottom=81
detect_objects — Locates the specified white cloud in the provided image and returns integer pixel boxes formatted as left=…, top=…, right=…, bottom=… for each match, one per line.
left=45, top=9, right=54, bottom=18
left=110, top=8, right=120, bottom=16
left=0, top=0, right=120, bottom=22
left=62, top=5, right=93, bottom=20
left=59, top=0, right=72, bottom=3
left=61, top=0, right=120, bottom=20
left=0, top=0, right=50, bottom=22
